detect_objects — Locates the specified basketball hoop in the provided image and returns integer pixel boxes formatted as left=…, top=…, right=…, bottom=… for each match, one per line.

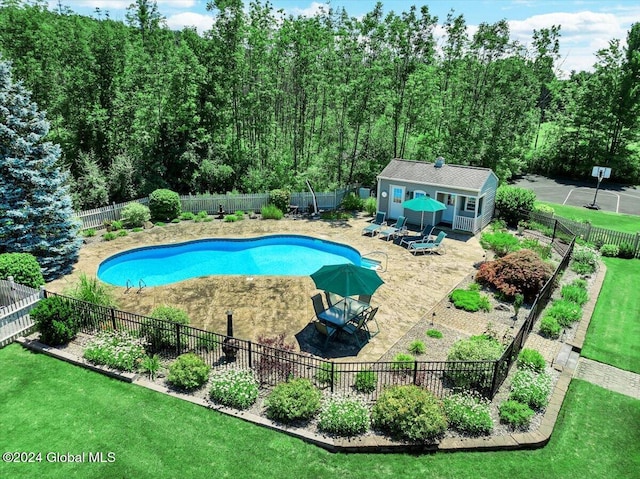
left=585, top=166, right=611, bottom=210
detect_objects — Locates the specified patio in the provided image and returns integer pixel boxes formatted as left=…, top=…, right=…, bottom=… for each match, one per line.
left=47, top=215, right=484, bottom=362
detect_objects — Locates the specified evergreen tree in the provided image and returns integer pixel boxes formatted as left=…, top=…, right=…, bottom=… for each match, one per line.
left=0, top=59, right=81, bottom=281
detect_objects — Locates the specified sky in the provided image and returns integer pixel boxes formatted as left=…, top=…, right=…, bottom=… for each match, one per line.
left=54, top=0, right=640, bottom=75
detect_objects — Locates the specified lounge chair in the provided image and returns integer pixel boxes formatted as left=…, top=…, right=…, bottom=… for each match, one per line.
left=378, top=216, right=408, bottom=241
left=400, top=224, right=435, bottom=248
left=407, top=231, right=447, bottom=255
left=362, top=211, right=387, bottom=236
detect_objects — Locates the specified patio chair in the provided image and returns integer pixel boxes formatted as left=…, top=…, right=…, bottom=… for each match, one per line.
left=325, top=291, right=341, bottom=308
left=362, top=211, right=387, bottom=236
left=357, top=294, right=371, bottom=305
left=311, top=293, right=327, bottom=318
left=314, top=320, right=337, bottom=350
left=378, top=216, right=408, bottom=241
left=400, top=224, right=435, bottom=248
left=363, top=306, right=380, bottom=338
left=407, top=231, right=447, bottom=255
left=341, top=309, right=369, bottom=347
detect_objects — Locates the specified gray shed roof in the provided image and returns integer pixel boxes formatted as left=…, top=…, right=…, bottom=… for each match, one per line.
left=378, top=158, right=495, bottom=192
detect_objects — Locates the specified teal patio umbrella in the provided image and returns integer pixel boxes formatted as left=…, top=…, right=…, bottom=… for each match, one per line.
left=310, top=263, right=384, bottom=298
left=402, top=196, right=446, bottom=230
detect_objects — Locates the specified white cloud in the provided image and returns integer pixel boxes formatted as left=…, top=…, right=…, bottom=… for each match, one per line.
left=289, top=1, right=330, bottom=18
left=166, top=12, right=214, bottom=33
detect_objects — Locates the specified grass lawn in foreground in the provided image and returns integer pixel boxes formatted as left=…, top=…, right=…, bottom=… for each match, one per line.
left=1, top=344, right=639, bottom=479
left=537, top=201, right=640, bottom=234
left=581, top=257, right=640, bottom=374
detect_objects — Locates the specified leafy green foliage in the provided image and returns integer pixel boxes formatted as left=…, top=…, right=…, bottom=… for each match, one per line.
left=209, top=368, right=259, bottom=410
left=599, top=244, right=619, bottom=257
left=354, top=369, right=377, bottom=393
left=480, top=231, right=521, bottom=257
left=509, top=369, right=552, bottom=409
left=67, top=273, right=117, bottom=307
left=223, top=214, right=238, bottom=222
left=519, top=239, right=552, bottom=260
left=545, top=299, right=582, bottom=327
left=141, top=305, right=190, bottom=352
left=82, top=228, right=96, bottom=237
left=149, top=189, right=181, bottom=222
left=561, top=282, right=589, bottom=306
left=499, top=400, right=535, bottom=429
left=261, top=204, right=283, bottom=220
left=391, top=353, right=415, bottom=371
left=449, top=288, right=492, bottom=312
left=120, top=202, right=151, bottom=228
left=83, top=330, right=146, bottom=372
left=179, top=212, right=195, bottom=220
left=315, top=362, right=339, bottom=385
left=110, top=220, right=123, bottom=231
left=141, top=354, right=161, bottom=380
left=517, top=349, right=546, bottom=373
left=476, top=249, right=554, bottom=302
left=426, top=329, right=443, bottom=339
left=443, top=392, right=493, bottom=435
left=318, top=395, right=370, bottom=437
left=446, top=335, right=503, bottom=389
left=31, top=296, right=79, bottom=346
left=167, top=353, right=210, bottom=391
left=0, top=253, right=44, bottom=288
left=340, top=192, right=363, bottom=211
left=372, top=385, right=447, bottom=442
left=363, top=197, right=377, bottom=215
left=103, top=232, right=116, bottom=241
left=265, top=379, right=321, bottom=423
left=117, top=230, right=128, bottom=237
left=150, top=305, right=190, bottom=325
left=495, top=186, right=536, bottom=226
left=571, top=246, right=600, bottom=275
left=268, top=189, right=290, bottom=212
left=539, top=315, right=562, bottom=339
left=408, top=340, right=426, bottom=355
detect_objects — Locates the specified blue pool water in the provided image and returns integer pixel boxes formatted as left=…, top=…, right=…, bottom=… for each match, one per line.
left=97, top=235, right=366, bottom=287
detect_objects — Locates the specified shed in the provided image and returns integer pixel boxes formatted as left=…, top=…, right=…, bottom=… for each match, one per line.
left=376, top=158, right=499, bottom=234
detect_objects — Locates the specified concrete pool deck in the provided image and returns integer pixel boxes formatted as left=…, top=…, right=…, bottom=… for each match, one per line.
left=47, top=215, right=484, bottom=362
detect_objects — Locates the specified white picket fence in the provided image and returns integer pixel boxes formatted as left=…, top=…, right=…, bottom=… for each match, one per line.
left=0, top=278, right=43, bottom=348
left=74, top=187, right=355, bottom=231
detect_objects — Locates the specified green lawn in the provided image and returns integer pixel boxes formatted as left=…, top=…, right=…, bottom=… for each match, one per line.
left=1, top=345, right=639, bottom=479
left=581, top=257, right=640, bottom=374
left=538, top=201, right=640, bottom=234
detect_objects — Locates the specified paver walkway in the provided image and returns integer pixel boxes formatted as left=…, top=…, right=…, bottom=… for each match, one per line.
left=573, top=358, right=640, bottom=400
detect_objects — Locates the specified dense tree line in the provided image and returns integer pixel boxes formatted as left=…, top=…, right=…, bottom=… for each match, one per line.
left=0, top=0, right=638, bottom=210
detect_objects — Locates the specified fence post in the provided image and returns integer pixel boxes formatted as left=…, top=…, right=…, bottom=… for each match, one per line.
left=585, top=222, right=592, bottom=242
left=110, top=307, right=117, bottom=330
left=39, top=285, right=45, bottom=299
left=111, top=202, right=117, bottom=221
left=412, top=360, right=418, bottom=385
left=330, top=362, right=335, bottom=393
left=552, top=220, right=558, bottom=242
left=634, top=233, right=640, bottom=258
left=490, top=360, right=502, bottom=398
left=176, top=323, right=182, bottom=356
left=248, top=341, right=252, bottom=368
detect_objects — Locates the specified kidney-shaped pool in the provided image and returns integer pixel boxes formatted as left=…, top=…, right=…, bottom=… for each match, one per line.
left=97, top=234, right=374, bottom=287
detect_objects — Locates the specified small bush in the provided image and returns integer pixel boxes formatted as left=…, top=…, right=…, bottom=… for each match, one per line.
left=519, top=238, right=552, bottom=260
left=132, top=227, right=143, bottom=233
left=446, top=335, right=503, bottom=389
left=110, top=220, right=123, bottom=231
left=261, top=204, right=283, bottom=220
left=265, top=378, right=321, bottom=423
left=443, top=392, right=493, bottom=435
left=571, top=246, right=600, bottom=275
left=392, top=353, right=415, bottom=372
left=142, top=305, right=190, bottom=352
left=354, top=369, right=378, bottom=393
left=155, top=222, right=166, bottom=227
left=197, top=210, right=208, bottom=219
left=480, top=231, right=521, bottom=257
left=141, top=354, right=161, bottom=380
left=363, top=197, right=377, bottom=215
left=82, top=228, right=96, bottom=237
left=168, top=353, right=210, bottom=391
left=560, top=283, right=589, bottom=306
left=103, top=232, right=116, bottom=241
left=539, top=316, right=561, bottom=338
left=495, top=185, right=536, bottom=226
left=179, top=212, right=195, bottom=221
left=341, top=192, right=363, bottom=211
left=196, top=333, right=219, bottom=352
left=31, top=296, right=79, bottom=346
left=408, top=340, right=426, bottom=355
left=255, top=334, right=297, bottom=383
left=0, top=252, right=44, bottom=288
left=315, top=362, right=339, bottom=385
left=545, top=299, right=582, bottom=327
left=67, top=273, right=117, bottom=307
left=223, top=214, right=238, bottom=222
left=120, top=202, right=151, bottom=228
left=499, top=400, right=535, bottom=429
left=599, top=244, right=619, bottom=257
left=618, top=242, right=635, bottom=259
left=426, top=329, right=443, bottom=339
left=170, top=218, right=180, bottom=224
left=533, top=203, right=554, bottom=215
left=318, top=395, right=370, bottom=436
left=209, top=368, right=259, bottom=410
left=517, top=349, right=546, bottom=373
left=151, top=305, right=190, bottom=324
left=83, top=330, right=146, bottom=372
left=149, top=188, right=181, bottom=222
left=509, top=369, right=552, bottom=409
left=117, top=230, right=128, bottom=237
left=372, top=385, right=447, bottom=442
left=268, top=189, right=290, bottom=212
left=528, top=221, right=554, bottom=237
left=234, top=210, right=245, bottom=219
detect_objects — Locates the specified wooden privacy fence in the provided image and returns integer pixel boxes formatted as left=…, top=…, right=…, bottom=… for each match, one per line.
left=74, top=187, right=355, bottom=231
left=0, top=278, right=43, bottom=348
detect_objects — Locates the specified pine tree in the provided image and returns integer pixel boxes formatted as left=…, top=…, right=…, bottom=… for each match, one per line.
left=0, top=59, right=81, bottom=281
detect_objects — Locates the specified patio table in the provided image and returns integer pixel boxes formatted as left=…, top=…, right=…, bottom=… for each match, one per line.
left=317, top=298, right=370, bottom=328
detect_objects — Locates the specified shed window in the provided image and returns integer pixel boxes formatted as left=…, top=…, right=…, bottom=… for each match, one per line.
left=413, top=190, right=426, bottom=199
left=465, top=197, right=477, bottom=212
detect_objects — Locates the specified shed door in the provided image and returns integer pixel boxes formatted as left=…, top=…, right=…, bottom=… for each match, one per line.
left=388, top=185, right=405, bottom=220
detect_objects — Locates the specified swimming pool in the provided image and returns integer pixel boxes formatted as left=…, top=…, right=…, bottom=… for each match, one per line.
left=97, top=235, right=370, bottom=287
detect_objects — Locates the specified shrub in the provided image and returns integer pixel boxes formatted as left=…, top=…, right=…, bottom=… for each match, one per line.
left=533, top=203, right=554, bottom=215
left=499, top=400, right=535, bottom=429
left=268, top=189, right=290, bottom=212
left=150, top=305, right=190, bottom=324
left=315, top=362, right=339, bottom=385
left=408, top=340, right=426, bottom=355
left=82, top=228, right=96, bottom=237
left=341, top=192, right=363, bottom=211
left=354, top=369, right=378, bottom=393
left=209, top=368, right=259, bottom=410
left=255, top=334, right=296, bottom=383
left=363, top=197, right=377, bottom=215
left=265, top=378, right=321, bottom=423
left=489, top=219, right=507, bottom=232
left=618, top=242, right=635, bottom=259
left=142, top=305, right=190, bottom=352
left=167, top=353, right=210, bottom=391
left=449, top=289, right=481, bottom=312
left=446, top=335, right=504, bottom=389
left=117, top=230, right=128, bottom=237
left=528, top=221, right=554, bottom=237
left=318, top=395, right=370, bottom=436
left=261, top=204, right=283, bottom=220
left=83, top=330, right=146, bottom=372
left=67, top=273, right=117, bottom=307
left=155, top=222, right=166, bottom=227
left=599, top=244, right=619, bottom=257
left=31, top=296, right=79, bottom=346
left=179, top=212, right=195, bottom=221
left=517, top=348, right=546, bottom=373
left=495, top=185, right=536, bottom=226
left=571, top=246, right=600, bottom=275
left=519, top=238, right=552, bottom=260
left=372, top=385, right=447, bottom=442
left=234, top=210, right=244, bottom=219
left=480, top=231, right=521, bottom=257
left=223, top=214, right=238, bottom=222
left=509, top=369, right=552, bottom=409
left=545, top=299, right=582, bottom=327
left=0, top=252, right=44, bottom=288
left=110, top=220, right=123, bottom=231
left=561, top=283, right=589, bottom=306
left=132, top=227, right=143, bottom=233
left=149, top=189, right=181, bottom=222
left=120, top=202, right=151, bottom=228
left=539, top=316, right=561, bottom=339
left=443, top=392, right=493, bottom=435
left=392, top=353, right=415, bottom=372
left=476, top=249, right=554, bottom=302
left=426, top=329, right=443, bottom=339
left=196, top=333, right=219, bottom=352
left=170, top=218, right=180, bottom=224
left=103, top=232, right=116, bottom=241
left=141, top=354, right=161, bottom=380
